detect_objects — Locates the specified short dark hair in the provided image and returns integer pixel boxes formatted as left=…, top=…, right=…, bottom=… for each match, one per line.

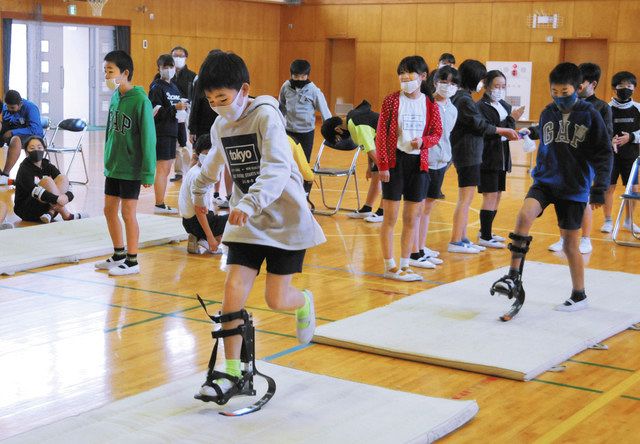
left=439, top=53, right=456, bottom=65
left=397, top=55, right=429, bottom=76
left=290, top=59, right=311, bottom=75
left=434, top=66, right=460, bottom=84
left=549, top=62, right=582, bottom=89
left=458, top=59, right=486, bottom=91
left=198, top=51, right=250, bottom=92
left=611, top=71, right=637, bottom=88
left=4, top=90, right=22, bottom=105
left=104, top=50, right=134, bottom=81
left=23, top=135, right=46, bottom=150
left=194, top=134, right=212, bottom=155
left=171, top=46, right=188, bottom=57
left=578, top=63, right=601, bottom=83
left=157, top=54, right=175, bottom=68
left=485, top=70, right=506, bottom=89
left=321, top=116, right=345, bottom=144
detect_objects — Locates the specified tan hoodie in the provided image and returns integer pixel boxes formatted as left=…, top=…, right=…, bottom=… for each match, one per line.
left=192, top=95, right=326, bottom=251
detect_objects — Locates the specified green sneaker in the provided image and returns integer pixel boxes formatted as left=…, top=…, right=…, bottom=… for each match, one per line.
left=296, top=290, right=316, bottom=344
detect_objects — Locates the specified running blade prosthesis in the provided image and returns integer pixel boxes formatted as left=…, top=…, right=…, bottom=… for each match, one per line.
left=490, top=233, right=532, bottom=322
left=194, top=295, right=276, bottom=416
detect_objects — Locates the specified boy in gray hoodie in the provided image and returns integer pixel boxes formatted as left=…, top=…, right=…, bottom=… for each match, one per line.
left=192, top=51, right=325, bottom=401
left=279, top=59, right=332, bottom=162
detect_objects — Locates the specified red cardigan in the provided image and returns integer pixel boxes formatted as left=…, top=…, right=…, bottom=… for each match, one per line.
left=375, top=91, right=443, bottom=172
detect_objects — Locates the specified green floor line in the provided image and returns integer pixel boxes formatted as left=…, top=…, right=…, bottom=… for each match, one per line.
left=621, top=395, right=640, bottom=402
left=568, top=359, right=635, bottom=373
left=533, top=378, right=604, bottom=394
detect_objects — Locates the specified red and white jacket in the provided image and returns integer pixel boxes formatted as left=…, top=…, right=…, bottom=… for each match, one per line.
left=375, top=91, right=443, bottom=172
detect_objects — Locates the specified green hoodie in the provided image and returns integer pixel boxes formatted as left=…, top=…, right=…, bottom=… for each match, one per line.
left=104, top=86, right=156, bottom=184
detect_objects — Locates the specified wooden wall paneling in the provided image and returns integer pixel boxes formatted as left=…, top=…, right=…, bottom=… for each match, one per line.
left=313, top=41, right=329, bottom=91
left=609, top=42, right=640, bottom=89
left=379, top=3, right=417, bottom=43
left=452, top=2, right=492, bottom=43
left=415, top=3, right=454, bottom=43
left=243, top=39, right=280, bottom=97
left=220, top=1, right=251, bottom=40
left=414, top=42, right=453, bottom=71
left=144, top=0, right=172, bottom=36
left=314, top=4, right=349, bottom=40
left=489, top=42, right=532, bottom=61
left=252, top=3, right=281, bottom=42
left=347, top=4, right=381, bottom=42
left=170, top=0, right=197, bottom=38
left=529, top=42, right=561, bottom=119
left=571, top=0, right=618, bottom=39
left=280, top=3, right=317, bottom=42
left=530, top=1, right=575, bottom=42
left=0, top=0, right=35, bottom=13
left=217, top=38, right=245, bottom=56
left=490, top=2, right=532, bottom=43
left=450, top=42, right=491, bottom=65
left=615, top=0, right=640, bottom=42
left=378, top=42, right=416, bottom=99
left=354, top=42, right=381, bottom=110
left=141, top=35, right=175, bottom=90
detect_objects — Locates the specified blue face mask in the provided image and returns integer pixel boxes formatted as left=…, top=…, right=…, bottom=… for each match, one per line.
left=552, top=92, right=578, bottom=112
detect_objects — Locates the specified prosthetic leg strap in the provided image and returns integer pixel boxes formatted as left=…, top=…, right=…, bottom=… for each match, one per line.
left=196, top=294, right=248, bottom=324
left=508, top=232, right=533, bottom=255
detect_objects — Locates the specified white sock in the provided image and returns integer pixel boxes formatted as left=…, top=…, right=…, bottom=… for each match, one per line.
left=384, top=258, right=396, bottom=271
left=399, top=257, right=410, bottom=269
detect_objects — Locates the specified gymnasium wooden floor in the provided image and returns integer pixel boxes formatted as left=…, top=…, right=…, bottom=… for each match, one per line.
left=1, top=130, right=639, bottom=443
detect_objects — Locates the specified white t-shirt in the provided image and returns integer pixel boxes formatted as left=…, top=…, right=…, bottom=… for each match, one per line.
left=491, top=100, right=509, bottom=141
left=397, top=92, right=427, bottom=155
left=179, top=163, right=213, bottom=218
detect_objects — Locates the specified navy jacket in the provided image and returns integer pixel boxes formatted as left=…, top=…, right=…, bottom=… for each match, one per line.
left=532, top=100, right=613, bottom=204
left=149, top=78, right=182, bottom=138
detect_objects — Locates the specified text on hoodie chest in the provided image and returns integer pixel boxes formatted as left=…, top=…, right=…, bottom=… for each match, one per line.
left=542, top=119, right=589, bottom=149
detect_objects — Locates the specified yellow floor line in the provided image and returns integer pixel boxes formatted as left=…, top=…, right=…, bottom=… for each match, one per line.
left=535, top=370, right=640, bottom=443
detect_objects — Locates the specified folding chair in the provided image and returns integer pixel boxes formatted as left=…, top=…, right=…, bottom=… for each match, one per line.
left=612, top=156, right=640, bottom=247
left=310, top=139, right=361, bottom=216
left=45, top=118, right=88, bottom=184
left=40, top=116, right=51, bottom=146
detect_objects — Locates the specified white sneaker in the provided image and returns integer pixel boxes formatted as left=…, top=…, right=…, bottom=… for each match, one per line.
left=347, top=209, right=373, bottom=219
left=0, top=222, right=13, bottom=230
left=39, top=213, right=52, bottom=224
left=579, top=237, right=593, bottom=254
left=548, top=238, right=564, bottom=252
left=554, top=297, right=588, bottom=312
left=476, top=237, right=506, bottom=249
left=94, top=256, right=126, bottom=270
left=447, top=242, right=480, bottom=254
left=154, top=204, right=178, bottom=215
left=73, top=212, right=89, bottom=220
left=296, top=290, right=316, bottom=344
left=364, top=213, right=383, bottom=223
left=109, top=262, right=140, bottom=276
left=623, top=220, right=640, bottom=233
left=383, top=267, right=423, bottom=281
left=216, top=198, right=230, bottom=209
left=463, top=239, right=485, bottom=251
left=409, top=257, right=436, bottom=269
left=422, top=246, right=440, bottom=258
left=197, top=378, right=234, bottom=399
left=600, top=220, right=613, bottom=233
left=0, top=175, right=9, bottom=186
left=479, top=231, right=506, bottom=243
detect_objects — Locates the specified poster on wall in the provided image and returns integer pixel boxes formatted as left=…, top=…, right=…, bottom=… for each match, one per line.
left=486, top=61, right=532, bottom=121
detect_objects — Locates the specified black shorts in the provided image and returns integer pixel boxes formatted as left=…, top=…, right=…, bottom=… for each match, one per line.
left=526, top=183, right=586, bottom=230
left=225, top=242, right=306, bottom=275
left=182, top=212, right=228, bottom=239
left=156, top=136, right=177, bottom=161
left=611, top=156, right=635, bottom=186
left=104, top=177, right=142, bottom=200
left=478, top=169, right=507, bottom=193
left=456, top=164, right=481, bottom=188
left=381, top=150, right=429, bottom=202
left=426, top=167, right=446, bottom=199
left=14, top=198, right=50, bottom=222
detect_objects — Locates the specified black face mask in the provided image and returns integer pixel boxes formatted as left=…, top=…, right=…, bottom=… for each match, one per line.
left=290, top=79, right=311, bottom=89
left=616, top=88, right=633, bottom=102
left=28, top=150, right=44, bottom=163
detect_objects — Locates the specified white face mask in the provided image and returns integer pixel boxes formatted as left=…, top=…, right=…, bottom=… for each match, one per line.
left=435, top=82, right=449, bottom=98
left=400, top=78, right=421, bottom=95
left=198, top=153, right=208, bottom=165
left=476, top=80, right=484, bottom=92
left=160, top=67, right=176, bottom=81
left=105, top=76, right=120, bottom=91
left=446, top=84, right=458, bottom=98
left=211, top=89, right=248, bottom=122
left=173, top=57, right=186, bottom=69
left=490, top=88, right=505, bottom=102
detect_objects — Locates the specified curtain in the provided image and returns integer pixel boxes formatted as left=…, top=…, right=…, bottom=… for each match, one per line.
left=114, top=25, right=130, bottom=54
left=2, top=19, right=12, bottom=95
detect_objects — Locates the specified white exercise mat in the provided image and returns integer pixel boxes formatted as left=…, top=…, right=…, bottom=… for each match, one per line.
left=4, top=362, right=478, bottom=444
left=314, top=262, right=640, bottom=381
left=0, top=215, right=187, bottom=275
